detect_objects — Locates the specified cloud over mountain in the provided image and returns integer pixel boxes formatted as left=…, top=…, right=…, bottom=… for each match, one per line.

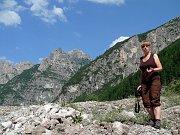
left=109, top=36, right=129, bottom=48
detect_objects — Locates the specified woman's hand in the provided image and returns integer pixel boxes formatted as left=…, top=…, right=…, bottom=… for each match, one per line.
left=147, top=67, right=154, bottom=72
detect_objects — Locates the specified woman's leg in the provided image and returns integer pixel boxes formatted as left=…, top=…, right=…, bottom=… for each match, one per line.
left=150, top=78, right=161, bottom=129
left=153, top=106, right=161, bottom=120
left=146, top=107, right=155, bottom=119
left=153, top=106, right=161, bottom=129
left=150, top=78, right=161, bottom=120
left=141, top=84, right=155, bottom=120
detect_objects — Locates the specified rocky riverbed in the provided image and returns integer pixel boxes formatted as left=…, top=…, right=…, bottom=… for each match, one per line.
left=0, top=97, right=180, bottom=135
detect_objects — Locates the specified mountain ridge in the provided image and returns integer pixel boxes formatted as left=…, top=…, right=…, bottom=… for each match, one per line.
left=0, top=48, right=92, bottom=105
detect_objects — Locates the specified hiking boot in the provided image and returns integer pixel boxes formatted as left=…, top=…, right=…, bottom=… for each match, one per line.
left=154, top=120, right=161, bottom=129
left=147, top=119, right=155, bottom=127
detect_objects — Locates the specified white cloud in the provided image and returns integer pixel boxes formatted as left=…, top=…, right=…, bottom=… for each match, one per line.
left=76, top=10, right=82, bottom=14
left=0, top=56, right=13, bottom=63
left=53, top=6, right=67, bottom=22
left=0, top=10, right=21, bottom=26
left=109, top=36, right=129, bottom=48
left=87, top=0, right=125, bottom=5
left=0, top=0, right=24, bottom=11
left=53, top=6, right=63, bottom=15
left=0, top=0, right=23, bottom=26
left=73, top=32, right=81, bottom=38
left=0, top=56, right=7, bottom=60
left=25, top=0, right=67, bottom=24
left=0, top=0, right=68, bottom=25
left=39, top=57, right=44, bottom=62
left=0, top=0, right=16, bottom=9
left=26, top=0, right=48, bottom=12
left=15, top=46, right=20, bottom=50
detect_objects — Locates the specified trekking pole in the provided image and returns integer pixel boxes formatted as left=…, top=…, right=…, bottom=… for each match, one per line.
left=135, top=86, right=141, bottom=113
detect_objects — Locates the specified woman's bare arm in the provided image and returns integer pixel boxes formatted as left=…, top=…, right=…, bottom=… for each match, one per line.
left=153, top=54, right=163, bottom=72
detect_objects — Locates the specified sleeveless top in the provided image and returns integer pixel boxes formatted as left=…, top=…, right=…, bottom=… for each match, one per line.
left=139, top=53, right=159, bottom=84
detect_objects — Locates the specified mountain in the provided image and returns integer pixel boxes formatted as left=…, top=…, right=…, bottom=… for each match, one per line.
left=0, top=49, right=92, bottom=105
left=58, top=16, right=180, bottom=102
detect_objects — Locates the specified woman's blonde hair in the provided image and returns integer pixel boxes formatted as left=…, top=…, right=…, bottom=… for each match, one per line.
left=140, top=40, right=151, bottom=46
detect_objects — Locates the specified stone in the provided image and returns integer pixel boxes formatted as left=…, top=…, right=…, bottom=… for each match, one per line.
left=112, top=121, right=124, bottom=135
left=24, top=125, right=34, bottom=134
left=1, top=121, right=12, bottom=129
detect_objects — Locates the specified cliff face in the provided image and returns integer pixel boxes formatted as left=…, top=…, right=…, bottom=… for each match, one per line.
left=61, top=17, right=180, bottom=101
left=0, top=49, right=92, bottom=105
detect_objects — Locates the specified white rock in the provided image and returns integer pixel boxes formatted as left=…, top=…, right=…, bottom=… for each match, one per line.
left=112, top=121, right=123, bottom=135
left=6, top=130, right=17, bottom=135
left=42, top=129, right=53, bottom=135
left=24, top=125, right=34, bottom=134
left=14, top=116, right=27, bottom=124
left=1, top=121, right=12, bottom=129
left=44, top=104, right=53, bottom=113
left=14, top=123, right=22, bottom=130
left=81, top=113, right=88, bottom=119
left=49, top=107, right=59, bottom=114
left=120, top=110, right=136, bottom=119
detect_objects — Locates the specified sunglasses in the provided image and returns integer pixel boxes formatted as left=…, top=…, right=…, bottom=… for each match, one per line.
left=141, top=44, right=150, bottom=48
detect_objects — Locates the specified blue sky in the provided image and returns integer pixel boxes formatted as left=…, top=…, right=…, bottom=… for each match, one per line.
left=0, top=0, right=179, bottom=64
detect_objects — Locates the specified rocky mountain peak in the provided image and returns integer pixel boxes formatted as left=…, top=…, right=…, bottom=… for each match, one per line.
left=50, top=48, right=65, bottom=59
left=38, top=48, right=92, bottom=71
left=46, top=48, right=65, bottom=63
left=15, top=62, right=35, bottom=74
left=0, top=60, right=15, bottom=74
left=68, top=49, right=92, bottom=60
left=0, top=60, right=34, bottom=84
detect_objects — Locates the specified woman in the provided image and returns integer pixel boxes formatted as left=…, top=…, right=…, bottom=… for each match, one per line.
left=139, top=40, right=162, bottom=129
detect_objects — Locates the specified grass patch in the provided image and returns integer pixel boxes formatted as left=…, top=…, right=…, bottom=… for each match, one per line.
left=92, top=107, right=138, bottom=124
left=162, top=80, right=180, bottom=107
left=134, top=113, right=149, bottom=125
left=161, top=119, right=171, bottom=130
left=97, top=109, right=122, bottom=123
